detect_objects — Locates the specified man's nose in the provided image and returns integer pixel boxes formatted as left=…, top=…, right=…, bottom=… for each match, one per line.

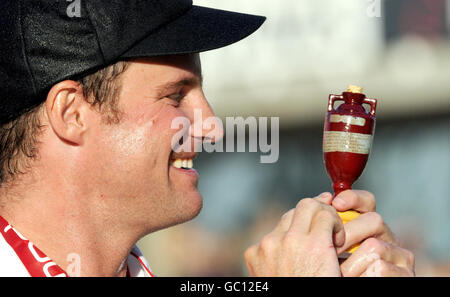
left=189, top=97, right=224, bottom=144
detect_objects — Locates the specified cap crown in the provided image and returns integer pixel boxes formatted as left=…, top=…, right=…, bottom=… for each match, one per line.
left=0, top=0, right=192, bottom=124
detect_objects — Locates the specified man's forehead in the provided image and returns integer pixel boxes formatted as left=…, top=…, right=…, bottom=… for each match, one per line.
left=131, top=53, right=202, bottom=80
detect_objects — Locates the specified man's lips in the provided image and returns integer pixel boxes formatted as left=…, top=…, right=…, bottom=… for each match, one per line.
left=168, top=151, right=199, bottom=185
left=169, top=155, right=199, bottom=179
left=170, top=152, right=198, bottom=170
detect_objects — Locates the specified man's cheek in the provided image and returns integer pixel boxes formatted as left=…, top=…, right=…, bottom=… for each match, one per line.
left=103, top=123, right=149, bottom=158
left=144, top=106, right=187, bottom=144
left=133, top=100, right=179, bottom=125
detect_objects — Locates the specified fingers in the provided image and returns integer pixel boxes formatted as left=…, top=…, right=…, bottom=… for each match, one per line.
left=274, top=193, right=331, bottom=234
left=274, top=192, right=344, bottom=247
left=287, top=198, right=322, bottom=235
left=313, top=192, right=333, bottom=205
left=245, top=192, right=351, bottom=277
left=336, top=212, right=397, bottom=254
left=273, top=192, right=331, bottom=234
left=360, top=260, right=414, bottom=277
left=332, top=190, right=376, bottom=213
left=336, top=212, right=383, bottom=253
left=310, top=205, right=345, bottom=247
left=274, top=193, right=345, bottom=246
left=340, top=238, right=415, bottom=277
left=286, top=195, right=345, bottom=247
left=288, top=193, right=338, bottom=235
left=274, top=208, right=295, bottom=233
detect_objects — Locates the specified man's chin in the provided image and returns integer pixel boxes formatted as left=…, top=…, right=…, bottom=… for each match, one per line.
left=168, top=165, right=202, bottom=217
left=138, top=191, right=202, bottom=235
left=177, top=190, right=203, bottom=222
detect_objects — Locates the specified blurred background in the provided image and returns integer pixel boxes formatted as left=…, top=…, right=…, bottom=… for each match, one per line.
left=138, top=0, right=450, bottom=276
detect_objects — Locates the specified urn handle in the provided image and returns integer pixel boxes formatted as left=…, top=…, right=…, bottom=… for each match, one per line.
left=363, top=98, right=377, bottom=116
left=328, top=94, right=344, bottom=112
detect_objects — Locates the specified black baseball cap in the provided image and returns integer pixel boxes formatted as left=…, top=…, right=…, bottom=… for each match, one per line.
left=0, top=0, right=265, bottom=125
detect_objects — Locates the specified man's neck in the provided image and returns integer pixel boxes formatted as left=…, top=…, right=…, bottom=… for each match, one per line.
left=0, top=174, right=139, bottom=277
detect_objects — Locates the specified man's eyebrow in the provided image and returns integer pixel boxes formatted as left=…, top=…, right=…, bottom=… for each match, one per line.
left=155, top=74, right=203, bottom=96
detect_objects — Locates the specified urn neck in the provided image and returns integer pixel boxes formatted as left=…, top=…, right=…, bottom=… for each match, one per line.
left=333, top=181, right=352, bottom=197
left=342, top=92, right=365, bottom=105
left=335, top=92, right=367, bottom=115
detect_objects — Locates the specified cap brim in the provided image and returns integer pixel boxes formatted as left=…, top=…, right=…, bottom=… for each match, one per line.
left=121, top=5, right=266, bottom=58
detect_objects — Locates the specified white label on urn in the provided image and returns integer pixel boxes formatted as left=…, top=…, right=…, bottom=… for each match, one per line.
left=329, top=115, right=366, bottom=127
left=323, top=131, right=372, bottom=154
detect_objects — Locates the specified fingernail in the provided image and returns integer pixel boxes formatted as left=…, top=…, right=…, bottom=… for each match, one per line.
left=318, top=192, right=331, bottom=198
left=333, top=197, right=346, bottom=207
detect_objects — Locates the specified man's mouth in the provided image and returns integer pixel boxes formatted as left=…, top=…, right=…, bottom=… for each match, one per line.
left=171, top=158, right=194, bottom=170
left=169, top=152, right=199, bottom=183
left=170, top=150, right=197, bottom=171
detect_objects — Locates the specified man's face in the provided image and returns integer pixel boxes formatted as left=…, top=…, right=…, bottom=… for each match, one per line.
left=87, top=54, right=220, bottom=233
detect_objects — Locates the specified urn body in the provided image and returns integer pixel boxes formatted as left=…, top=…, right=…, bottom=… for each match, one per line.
left=323, top=91, right=377, bottom=196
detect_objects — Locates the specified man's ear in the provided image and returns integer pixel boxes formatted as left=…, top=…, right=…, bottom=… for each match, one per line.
left=45, top=80, right=92, bottom=145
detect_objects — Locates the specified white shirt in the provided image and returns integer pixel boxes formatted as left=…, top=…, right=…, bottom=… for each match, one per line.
left=0, top=216, right=153, bottom=277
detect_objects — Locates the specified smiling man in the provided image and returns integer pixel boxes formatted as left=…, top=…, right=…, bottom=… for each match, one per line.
left=0, top=0, right=414, bottom=277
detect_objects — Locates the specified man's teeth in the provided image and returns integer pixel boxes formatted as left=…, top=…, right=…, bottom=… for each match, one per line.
left=171, top=159, right=194, bottom=169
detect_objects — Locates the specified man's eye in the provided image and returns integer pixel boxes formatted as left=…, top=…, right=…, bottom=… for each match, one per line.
left=167, top=93, right=184, bottom=102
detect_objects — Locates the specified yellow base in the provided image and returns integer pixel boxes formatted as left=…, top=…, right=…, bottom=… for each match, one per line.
left=337, top=210, right=360, bottom=253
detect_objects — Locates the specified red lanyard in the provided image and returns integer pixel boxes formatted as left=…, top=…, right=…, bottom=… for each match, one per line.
left=0, top=216, right=68, bottom=277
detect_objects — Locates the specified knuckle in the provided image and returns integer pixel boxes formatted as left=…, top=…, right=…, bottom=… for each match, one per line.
left=366, top=259, right=389, bottom=276
left=244, top=245, right=257, bottom=261
left=281, top=209, right=295, bottom=221
left=364, top=237, right=387, bottom=254
left=281, top=232, right=297, bottom=249
left=296, top=198, right=320, bottom=209
left=297, top=198, right=315, bottom=209
left=244, top=244, right=258, bottom=263
left=259, top=234, right=276, bottom=253
left=402, top=248, right=415, bottom=267
left=365, top=212, right=385, bottom=233
left=365, top=191, right=376, bottom=210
